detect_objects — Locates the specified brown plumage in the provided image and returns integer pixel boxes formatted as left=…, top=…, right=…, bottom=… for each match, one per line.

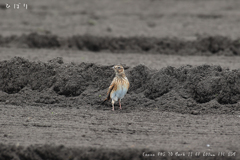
left=102, top=65, right=130, bottom=111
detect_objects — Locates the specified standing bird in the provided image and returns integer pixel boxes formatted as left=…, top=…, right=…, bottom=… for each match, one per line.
left=103, top=65, right=130, bottom=111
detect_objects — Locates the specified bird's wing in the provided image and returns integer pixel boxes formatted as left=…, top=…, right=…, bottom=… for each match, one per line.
left=103, top=78, right=116, bottom=102
left=127, top=80, right=130, bottom=90
left=106, top=83, right=115, bottom=100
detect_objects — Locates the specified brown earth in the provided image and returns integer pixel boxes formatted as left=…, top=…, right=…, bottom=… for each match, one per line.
left=0, top=105, right=239, bottom=160
left=2, top=47, right=240, bottom=70
left=0, top=57, right=240, bottom=160
left=1, top=57, right=240, bottom=114
left=1, top=0, right=240, bottom=159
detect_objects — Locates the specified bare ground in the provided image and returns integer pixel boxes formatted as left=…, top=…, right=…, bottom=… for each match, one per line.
left=0, top=56, right=240, bottom=160
left=1, top=0, right=240, bottom=159
left=0, top=105, right=239, bottom=160
left=1, top=47, right=240, bottom=70
left=1, top=0, right=240, bottom=39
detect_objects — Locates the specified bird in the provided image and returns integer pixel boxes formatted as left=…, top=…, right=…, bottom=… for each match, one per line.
left=102, top=65, right=130, bottom=111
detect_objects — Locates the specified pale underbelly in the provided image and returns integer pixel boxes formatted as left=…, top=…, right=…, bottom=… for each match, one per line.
left=111, top=87, right=128, bottom=101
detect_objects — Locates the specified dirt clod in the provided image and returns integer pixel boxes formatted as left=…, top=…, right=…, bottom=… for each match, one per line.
left=0, top=57, right=240, bottom=114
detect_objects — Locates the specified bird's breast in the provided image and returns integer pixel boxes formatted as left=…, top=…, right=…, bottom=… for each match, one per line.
left=110, top=77, right=129, bottom=100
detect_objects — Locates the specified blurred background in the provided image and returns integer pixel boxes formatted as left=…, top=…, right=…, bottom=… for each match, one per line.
left=1, top=0, right=240, bottom=38
left=1, top=0, right=240, bottom=70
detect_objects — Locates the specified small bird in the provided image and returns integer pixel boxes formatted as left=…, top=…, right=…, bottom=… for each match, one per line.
left=103, top=65, right=130, bottom=111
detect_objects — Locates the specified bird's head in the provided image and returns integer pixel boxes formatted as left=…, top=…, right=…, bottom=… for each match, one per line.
left=112, top=65, right=125, bottom=76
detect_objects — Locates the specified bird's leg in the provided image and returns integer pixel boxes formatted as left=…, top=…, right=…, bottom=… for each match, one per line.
left=112, top=99, right=115, bottom=111
left=119, top=99, right=122, bottom=110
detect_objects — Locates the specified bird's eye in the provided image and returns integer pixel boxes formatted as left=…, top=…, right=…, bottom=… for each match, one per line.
left=118, top=67, right=121, bottom=69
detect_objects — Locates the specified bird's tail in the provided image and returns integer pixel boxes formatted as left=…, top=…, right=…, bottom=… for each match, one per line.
left=101, top=98, right=108, bottom=104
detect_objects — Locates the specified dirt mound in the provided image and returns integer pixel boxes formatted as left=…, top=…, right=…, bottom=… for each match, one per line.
left=0, top=57, right=240, bottom=114
left=1, top=33, right=240, bottom=55
left=0, top=144, right=236, bottom=160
